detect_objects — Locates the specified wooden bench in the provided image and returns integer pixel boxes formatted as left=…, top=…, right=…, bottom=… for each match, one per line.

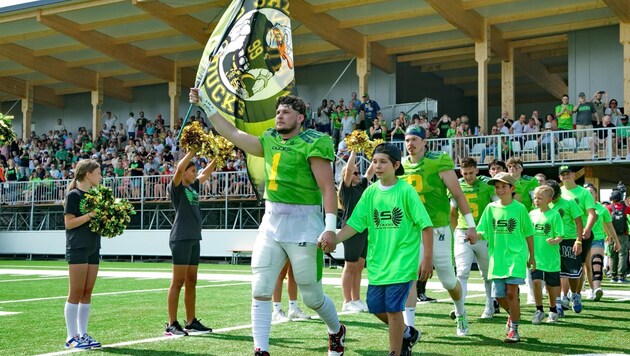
left=229, top=249, right=253, bottom=265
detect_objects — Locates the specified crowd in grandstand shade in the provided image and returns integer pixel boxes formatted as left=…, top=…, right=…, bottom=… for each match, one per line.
left=0, top=109, right=254, bottom=202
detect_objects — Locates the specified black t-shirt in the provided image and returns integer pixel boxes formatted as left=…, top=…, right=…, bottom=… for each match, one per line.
left=65, top=189, right=101, bottom=250
left=438, top=121, right=450, bottom=138
left=340, top=177, right=368, bottom=222
left=169, top=179, right=202, bottom=241
left=5, top=167, right=17, bottom=181
left=596, top=123, right=615, bottom=139
left=129, top=160, right=144, bottom=177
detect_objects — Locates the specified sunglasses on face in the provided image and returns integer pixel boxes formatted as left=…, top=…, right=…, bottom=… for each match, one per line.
left=352, top=172, right=360, bottom=176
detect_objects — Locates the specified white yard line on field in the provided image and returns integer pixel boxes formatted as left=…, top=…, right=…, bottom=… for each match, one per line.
left=0, top=276, right=68, bottom=283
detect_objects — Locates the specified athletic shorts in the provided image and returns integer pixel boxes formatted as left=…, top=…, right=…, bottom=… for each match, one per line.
left=531, top=270, right=560, bottom=287
left=579, top=237, right=593, bottom=264
left=342, top=230, right=367, bottom=262
left=560, top=239, right=582, bottom=278
left=492, top=277, right=524, bottom=298
left=66, top=245, right=100, bottom=265
left=169, top=240, right=201, bottom=265
left=366, top=281, right=413, bottom=314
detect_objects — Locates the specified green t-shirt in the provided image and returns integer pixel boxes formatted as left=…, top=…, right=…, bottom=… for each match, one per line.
left=114, top=167, right=125, bottom=177
left=617, top=122, right=630, bottom=138
left=347, top=179, right=432, bottom=285
left=453, top=176, right=495, bottom=229
left=446, top=128, right=456, bottom=138
left=400, top=151, right=454, bottom=227
left=514, top=175, right=539, bottom=211
left=549, top=197, right=583, bottom=240
left=259, top=128, right=334, bottom=205
left=55, top=149, right=68, bottom=162
left=330, top=112, right=342, bottom=129
left=555, top=103, right=574, bottom=130
left=529, top=209, right=564, bottom=272
left=561, top=185, right=596, bottom=227
left=592, top=202, right=612, bottom=241
left=477, top=200, right=534, bottom=279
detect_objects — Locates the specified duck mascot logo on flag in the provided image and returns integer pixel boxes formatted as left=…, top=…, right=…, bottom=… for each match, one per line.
left=195, top=0, right=295, bottom=192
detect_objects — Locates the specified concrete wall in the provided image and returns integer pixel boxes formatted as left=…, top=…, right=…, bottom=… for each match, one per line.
left=569, top=25, right=624, bottom=110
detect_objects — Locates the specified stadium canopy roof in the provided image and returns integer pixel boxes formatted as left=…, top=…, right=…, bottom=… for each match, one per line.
left=0, top=0, right=627, bottom=108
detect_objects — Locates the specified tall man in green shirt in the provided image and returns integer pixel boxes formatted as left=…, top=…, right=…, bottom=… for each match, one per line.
left=558, top=165, right=597, bottom=314
left=190, top=91, right=345, bottom=356
left=401, top=125, right=477, bottom=337
left=450, top=157, right=498, bottom=319
left=555, top=94, right=574, bottom=140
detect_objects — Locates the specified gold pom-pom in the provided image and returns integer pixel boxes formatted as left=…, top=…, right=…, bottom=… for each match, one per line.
left=199, top=132, right=235, bottom=169
left=180, top=121, right=207, bottom=152
left=344, top=130, right=370, bottom=153
left=365, top=139, right=385, bottom=160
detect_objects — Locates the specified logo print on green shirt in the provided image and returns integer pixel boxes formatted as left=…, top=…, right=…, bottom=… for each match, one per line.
left=493, top=218, right=517, bottom=233
left=558, top=208, right=565, bottom=218
left=535, top=223, right=552, bottom=235
left=373, top=207, right=403, bottom=228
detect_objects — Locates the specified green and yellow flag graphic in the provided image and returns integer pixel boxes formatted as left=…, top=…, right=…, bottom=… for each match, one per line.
left=195, top=0, right=296, bottom=192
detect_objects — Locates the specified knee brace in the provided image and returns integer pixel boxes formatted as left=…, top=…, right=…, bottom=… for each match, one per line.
left=592, top=254, right=604, bottom=281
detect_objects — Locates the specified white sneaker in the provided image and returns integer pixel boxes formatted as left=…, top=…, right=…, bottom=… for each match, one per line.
left=532, top=310, right=545, bottom=325
left=341, top=301, right=362, bottom=312
left=288, top=307, right=311, bottom=321
left=594, top=288, right=603, bottom=302
left=480, top=308, right=494, bottom=319
left=560, top=296, right=570, bottom=310
left=547, top=312, right=558, bottom=323
left=526, top=296, right=536, bottom=305
left=272, top=309, right=289, bottom=322
left=587, top=289, right=595, bottom=300
left=614, top=155, right=621, bottom=161
left=456, top=315, right=470, bottom=336
left=353, top=300, right=369, bottom=312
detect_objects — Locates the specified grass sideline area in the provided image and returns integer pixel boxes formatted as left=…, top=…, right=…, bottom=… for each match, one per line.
left=0, top=260, right=629, bottom=355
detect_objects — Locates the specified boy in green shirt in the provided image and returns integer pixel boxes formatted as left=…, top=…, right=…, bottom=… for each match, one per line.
left=471, top=172, right=535, bottom=343
left=333, top=143, right=433, bottom=356
left=529, top=186, right=564, bottom=324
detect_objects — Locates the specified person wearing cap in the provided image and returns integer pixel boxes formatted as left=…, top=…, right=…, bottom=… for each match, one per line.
left=450, top=157, right=499, bottom=320
left=400, top=125, right=475, bottom=337
left=544, top=179, right=583, bottom=317
left=470, top=172, right=535, bottom=343
left=573, top=92, right=597, bottom=146
left=189, top=90, right=346, bottom=356
left=332, top=143, right=432, bottom=356
left=606, top=189, right=630, bottom=283
left=584, top=184, right=621, bottom=299
left=558, top=165, right=598, bottom=313
left=359, top=93, right=380, bottom=132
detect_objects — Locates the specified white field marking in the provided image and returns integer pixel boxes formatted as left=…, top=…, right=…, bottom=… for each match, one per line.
left=0, top=282, right=249, bottom=304
left=0, top=311, right=20, bottom=316
left=0, top=276, right=68, bottom=283
left=36, top=295, right=489, bottom=356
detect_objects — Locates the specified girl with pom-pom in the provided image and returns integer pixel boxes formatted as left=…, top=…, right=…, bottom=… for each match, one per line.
left=63, top=159, right=102, bottom=350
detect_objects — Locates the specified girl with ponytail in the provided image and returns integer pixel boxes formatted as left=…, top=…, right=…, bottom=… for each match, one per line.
left=63, top=159, right=102, bottom=350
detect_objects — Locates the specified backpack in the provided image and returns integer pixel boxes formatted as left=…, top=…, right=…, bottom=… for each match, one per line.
left=611, top=203, right=628, bottom=235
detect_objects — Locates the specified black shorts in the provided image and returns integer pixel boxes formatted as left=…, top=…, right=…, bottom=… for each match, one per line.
left=66, top=245, right=100, bottom=265
left=560, top=239, right=582, bottom=278
left=170, top=240, right=201, bottom=265
left=342, top=230, right=367, bottom=262
left=531, top=270, right=560, bottom=287
left=579, top=237, right=593, bottom=264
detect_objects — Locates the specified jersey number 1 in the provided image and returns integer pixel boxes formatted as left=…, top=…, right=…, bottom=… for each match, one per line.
left=268, top=153, right=281, bottom=191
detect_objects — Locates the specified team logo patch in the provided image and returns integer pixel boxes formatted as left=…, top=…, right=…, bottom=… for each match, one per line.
left=373, top=207, right=403, bottom=229
left=558, top=208, right=565, bottom=218
left=492, top=218, right=517, bottom=233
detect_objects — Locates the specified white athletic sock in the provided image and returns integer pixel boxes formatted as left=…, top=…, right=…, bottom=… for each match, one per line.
left=403, top=326, right=412, bottom=339
left=77, top=303, right=91, bottom=336
left=252, top=300, right=272, bottom=352
left=64, top=302, right=79, bottom=340
left=272, top=302, right=282, bottom=313
left=313, top=295, right=340, bottom=334
left=288, top=300, right=298, bottom=312
left=458, top=276, right=468, bottom=301
left=453, top=298, right=466, bottom=317
left=403, top=307, right=416, bottom=327
left=484, top=280, right=493, bottom=309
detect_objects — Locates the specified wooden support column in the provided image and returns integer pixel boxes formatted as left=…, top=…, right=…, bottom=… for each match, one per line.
left=91, top=77, right=103, bottom=141
left=168, top=68, right=181, bottom=129
left=21, top=83, right=33, bottom=140
left=357, top=37, right=371, bottom=99
left=475, top=27, right=490, bottom=132
left=621, top=22, right=630, bottom=112
left=501, top=47, right=515, bottom=124
left=584, top=166, right=600, bottom=194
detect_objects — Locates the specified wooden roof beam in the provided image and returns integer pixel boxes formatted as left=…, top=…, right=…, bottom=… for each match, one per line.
left=513, top=51, right=567, bottom=99
left=398, top=46, right=474, bottom=63
left=291, top=0, right=394, bottom=73
left=37, top=13, right=175, bottom=82
left=311, top=0, right=389, bottom=13
left=132, top=0, right=210, bottom=45
left=489, top=1, right=609, bottom=25
left=0, top=77, right=63, bottom=108
left=604, top=0, right=630, bottom=22
left=510, top=35, right=568, bottom=49
left=386, top=38, right=473, bottom=55
left=339, top=7, right=436, bottom=29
